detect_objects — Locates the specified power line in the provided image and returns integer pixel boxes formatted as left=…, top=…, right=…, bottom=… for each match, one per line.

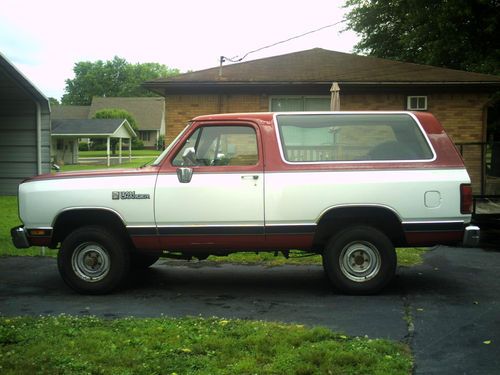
left=219, top=19, right=345, bottom=70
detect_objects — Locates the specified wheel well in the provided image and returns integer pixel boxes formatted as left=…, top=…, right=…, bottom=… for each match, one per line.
left=314, top=206, right=406, bottom=249
left=51, top=209, right=131, bottom=248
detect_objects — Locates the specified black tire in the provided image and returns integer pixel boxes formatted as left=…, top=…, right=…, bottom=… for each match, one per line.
left=322, top=226, right=396, bottom=295
left=57, top=226, right=130, bottom=294
left=130, top=253, right=160, bottom=269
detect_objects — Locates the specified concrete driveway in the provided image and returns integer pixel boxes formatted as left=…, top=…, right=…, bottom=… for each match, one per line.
left=0, top=245, right=498, bottom=374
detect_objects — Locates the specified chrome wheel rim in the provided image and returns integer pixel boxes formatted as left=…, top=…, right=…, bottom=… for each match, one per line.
left=71, top=242, right=110, bottom=282
left=339, top=241, right=381, bottom=282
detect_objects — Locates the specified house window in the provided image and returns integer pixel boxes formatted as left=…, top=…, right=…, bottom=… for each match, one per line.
left=140, top=131, right=150, bottom=142
left=270, top=96, right=330, bottom=111
left=407, top=96, right=428, bottom=111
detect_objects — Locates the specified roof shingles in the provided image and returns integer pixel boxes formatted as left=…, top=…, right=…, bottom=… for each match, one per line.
left=146, top=48, right=500, bottom=85
left=52, top=119, right=130, bottom=135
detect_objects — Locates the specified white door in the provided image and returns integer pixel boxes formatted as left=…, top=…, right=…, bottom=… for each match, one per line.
left=154, top=124, right=264, bottom=249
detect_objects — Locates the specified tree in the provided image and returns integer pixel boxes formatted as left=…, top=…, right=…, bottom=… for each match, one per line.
left=92, top=108, right=143, bottom=153
left=62, top=56, right=180, bottom=105
left=48, top=97, right=60, bottom=106
left=344, top=0, right=500, bottom=75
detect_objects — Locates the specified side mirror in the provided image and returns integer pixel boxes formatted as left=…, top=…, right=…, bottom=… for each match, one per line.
left=176, top=167, right=193, bottom=183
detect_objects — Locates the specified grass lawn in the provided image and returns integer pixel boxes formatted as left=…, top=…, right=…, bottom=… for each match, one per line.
left=79, top=149, right=162, bottom=158
left=205, top=248, right=428, bottom=268
left=59, top=158, right=154, bottom=171
left=0, top=316, right=412, bottom=374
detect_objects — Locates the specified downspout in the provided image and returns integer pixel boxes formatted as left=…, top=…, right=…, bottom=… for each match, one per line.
left=35, top=101, right=42, bottom=175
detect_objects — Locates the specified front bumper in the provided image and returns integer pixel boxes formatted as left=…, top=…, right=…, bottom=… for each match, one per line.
left=10, top=226, right=30, bottom=249
left=463, top=225, right=480, bottom=247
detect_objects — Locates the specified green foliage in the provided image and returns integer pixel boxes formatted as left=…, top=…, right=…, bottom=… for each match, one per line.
left=0, top=316, right=413, bottom=374
left=344, top=0, right=500, bottom=75
left=204, top=248, right=425, bottom=267
left=61, top=56, right=180, bottom=105
left=48, top=97, right=59, bottom=106
left=94, top=108, right=137, bottom=129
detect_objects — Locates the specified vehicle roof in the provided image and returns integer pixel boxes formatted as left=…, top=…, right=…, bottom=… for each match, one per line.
left=191, top=111, right=443, bottom=136
left=192, top=111, right=425, bottom=122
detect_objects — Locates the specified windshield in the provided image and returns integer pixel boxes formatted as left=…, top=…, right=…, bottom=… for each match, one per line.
left=151, top=123, right=192, bottom=166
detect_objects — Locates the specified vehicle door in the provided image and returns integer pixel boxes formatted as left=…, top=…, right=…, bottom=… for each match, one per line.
left=154, top=122, right=265, bottom=250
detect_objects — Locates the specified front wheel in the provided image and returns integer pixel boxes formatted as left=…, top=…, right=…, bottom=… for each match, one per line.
left=322, top=226, right=396, bottom=295
left=57, top=226, right=130, bottom=294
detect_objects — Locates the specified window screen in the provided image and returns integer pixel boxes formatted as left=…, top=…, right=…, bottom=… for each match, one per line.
left=276, top=114, right=434, bottom=162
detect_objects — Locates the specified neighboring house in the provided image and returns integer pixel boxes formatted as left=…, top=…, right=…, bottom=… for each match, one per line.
left=89, top=97, right=165, bottom=149
left=143, top=48, right=500, bottom=193
left=51, top=119, right=136, bottom=166
left=51, top=104, right=90, bottom=120
left=0, top=52, right=51, bottom=195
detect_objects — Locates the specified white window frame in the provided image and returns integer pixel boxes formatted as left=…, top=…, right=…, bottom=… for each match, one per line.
left=407, top=96, right=428, bottom=111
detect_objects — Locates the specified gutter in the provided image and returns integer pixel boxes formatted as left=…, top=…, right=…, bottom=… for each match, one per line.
left=35, top=101, right=42, bottom=175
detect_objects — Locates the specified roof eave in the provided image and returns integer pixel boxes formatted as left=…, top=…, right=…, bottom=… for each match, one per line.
left=51, top=133, right=114, bottom=137
left=144, top=80, right=500, bottom=96
left=0, top=52, right=50, bottom=112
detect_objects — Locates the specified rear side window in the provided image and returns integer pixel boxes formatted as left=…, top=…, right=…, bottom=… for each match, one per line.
left=276, top=114, right=434, bottom=162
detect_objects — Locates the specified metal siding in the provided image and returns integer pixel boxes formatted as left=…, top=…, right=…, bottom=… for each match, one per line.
left=0, top=110, right=51, bottom=194
left=0, top=100, right=35, bottom=116
left=0, top=162, right=38, bottom=178
left=0, top=129, right=36, bottom=146
left=0, top=57, right=51, bottom=194
left=0, top=116, right=37, bottom=130
left=0, top=146, right=37, bottom=162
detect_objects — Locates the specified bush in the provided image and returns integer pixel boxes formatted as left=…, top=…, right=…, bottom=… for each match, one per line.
left=78, top=142, right=90, bottom=151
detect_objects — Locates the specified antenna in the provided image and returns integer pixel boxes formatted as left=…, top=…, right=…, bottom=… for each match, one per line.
left=218, top=20, right=344, bottom=76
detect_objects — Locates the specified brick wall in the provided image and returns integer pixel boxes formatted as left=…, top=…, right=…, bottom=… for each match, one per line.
left=429, top=93, right=489, bottom=193
left=165, top=94, right=268, bottom=142
left=165, top=91, right=490, bottom=192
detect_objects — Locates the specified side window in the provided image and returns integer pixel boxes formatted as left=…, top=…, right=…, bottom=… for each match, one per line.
left=277, top=114, right=433, bottom=162
left=172, top=126, right=258, bottom=167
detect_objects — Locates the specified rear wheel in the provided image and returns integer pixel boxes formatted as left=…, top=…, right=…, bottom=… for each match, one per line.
left=57, top=226, right=130, bottom=294
left=322, top=226, right=396, bottom=294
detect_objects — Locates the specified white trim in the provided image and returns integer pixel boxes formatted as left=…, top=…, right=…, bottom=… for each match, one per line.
left=35, top=101, right=42, bottom=175
left=407, top=96, right=428, bottom=111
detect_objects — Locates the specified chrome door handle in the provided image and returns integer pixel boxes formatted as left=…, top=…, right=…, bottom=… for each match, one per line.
left=241, top=175, right=259, bottom=180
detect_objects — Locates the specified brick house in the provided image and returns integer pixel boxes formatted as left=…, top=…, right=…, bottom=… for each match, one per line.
left=144, top=48, right=500, bottom=192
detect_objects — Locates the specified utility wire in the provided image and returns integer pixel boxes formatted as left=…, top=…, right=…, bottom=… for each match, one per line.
left=221, top=19, right=345, bottom=65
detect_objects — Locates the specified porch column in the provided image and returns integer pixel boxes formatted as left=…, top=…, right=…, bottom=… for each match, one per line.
left=129, top=137, right=132, bottom=162
left=119, top=138, right=123, bottom=164
left=106, top=136, right=110, bottom=167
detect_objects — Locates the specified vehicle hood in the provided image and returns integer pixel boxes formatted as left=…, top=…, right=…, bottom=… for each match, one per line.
left=22, top=166, right=159, bottom=183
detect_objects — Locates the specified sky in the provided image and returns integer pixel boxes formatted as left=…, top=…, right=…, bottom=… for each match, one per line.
left=0, top=0, right=360, bottom=100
